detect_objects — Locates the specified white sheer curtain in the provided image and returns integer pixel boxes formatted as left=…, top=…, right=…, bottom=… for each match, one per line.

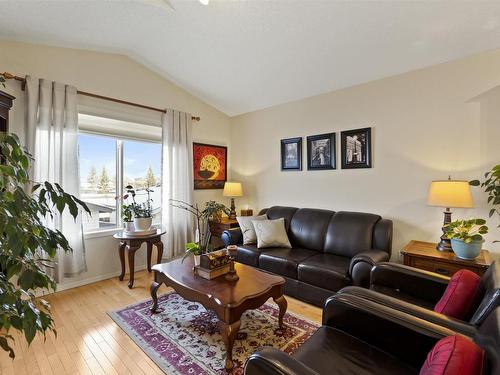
left=161, top=109, right=194, bottom=259
left=25, top=76, right=87, bottom=282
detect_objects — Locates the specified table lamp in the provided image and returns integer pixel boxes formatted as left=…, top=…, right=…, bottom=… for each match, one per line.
left=427, top=177, right=473, bottom=251
left=223, top=182, right=243, bottom=220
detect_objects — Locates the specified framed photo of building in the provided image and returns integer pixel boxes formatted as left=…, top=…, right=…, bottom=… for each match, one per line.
left=193, top=142, right=227, bottom=189
left=340, top=127, right=372, bottom=169
left=307, top=133, right=336, bottom=170
left=280, top=137, right=302, bottom=171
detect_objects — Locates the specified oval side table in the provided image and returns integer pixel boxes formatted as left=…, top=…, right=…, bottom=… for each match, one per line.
left=113, top=228, right=166, bottom=288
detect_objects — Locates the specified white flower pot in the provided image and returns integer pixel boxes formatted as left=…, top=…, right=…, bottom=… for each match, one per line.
left=194, top=254, right=201, bottom=267
left=124, top=221, right=135, bottom=231
left=134, top=217, right=152, bottom=231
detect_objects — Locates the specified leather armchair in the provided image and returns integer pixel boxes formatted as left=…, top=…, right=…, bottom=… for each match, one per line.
left=245, top=293, right=466, bottom=375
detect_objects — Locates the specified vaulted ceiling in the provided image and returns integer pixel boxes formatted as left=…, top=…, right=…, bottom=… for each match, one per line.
left=2, top=0, right=500, bottom=116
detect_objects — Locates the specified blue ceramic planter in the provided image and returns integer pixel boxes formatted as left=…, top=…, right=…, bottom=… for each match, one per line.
left=451, top=238, right=483, bottom=260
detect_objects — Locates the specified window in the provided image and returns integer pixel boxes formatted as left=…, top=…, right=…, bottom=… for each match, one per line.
left=78, top=119, right=162, bottom=233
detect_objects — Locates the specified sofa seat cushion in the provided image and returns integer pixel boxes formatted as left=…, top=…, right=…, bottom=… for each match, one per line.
left=371, top=285, right=437, bottom=311
left=298, top=254, right=351, bottom=292
left=259, top=247, right=317, bottom=279
left=235, top=245, right=264, bottom=267
left=293, top=326, right=418, bottom=375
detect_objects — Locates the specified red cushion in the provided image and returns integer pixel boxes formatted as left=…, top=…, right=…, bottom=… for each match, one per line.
left=419, top=335, right=483, bottom=375
left=434, top=269, right=480, bottom=320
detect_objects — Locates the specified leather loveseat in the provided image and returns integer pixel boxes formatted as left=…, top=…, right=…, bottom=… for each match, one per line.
left=221, top=206, right=393, bottom=306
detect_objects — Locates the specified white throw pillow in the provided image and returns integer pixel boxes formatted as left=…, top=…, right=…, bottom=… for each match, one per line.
left=237, top=215, right=267, bottom=245
left=253, top=218, right=292, bottom=249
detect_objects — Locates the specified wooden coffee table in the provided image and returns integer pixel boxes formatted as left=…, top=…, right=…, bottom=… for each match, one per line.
left=150, top=257, right=287, bottom=370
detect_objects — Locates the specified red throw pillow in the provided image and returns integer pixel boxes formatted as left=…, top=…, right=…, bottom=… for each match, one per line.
left=434, top=269, right=480, bottom=320
left=419, top=335, right=483, bottom=375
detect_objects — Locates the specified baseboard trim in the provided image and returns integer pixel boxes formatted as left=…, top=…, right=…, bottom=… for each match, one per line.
left=55, top=264, right=148, bottom=293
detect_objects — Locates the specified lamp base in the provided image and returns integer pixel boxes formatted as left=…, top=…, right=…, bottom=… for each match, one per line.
left=436, top=208, right=453, bottom=252
left=436, top=237, right=452, bottom=252
left=228, top=197, right=237, bottom=220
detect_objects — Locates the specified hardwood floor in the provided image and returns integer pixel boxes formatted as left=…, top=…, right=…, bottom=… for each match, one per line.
left=0, top=269, right=322, bottom=375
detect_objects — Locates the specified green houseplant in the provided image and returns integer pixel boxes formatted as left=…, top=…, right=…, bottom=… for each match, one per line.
left=0, top=133, right=90, bottom=358
left=470, top=164, right=500, bottom=242
left=443, top=218, right=488, bottom=259
left=170, top=200, right=230, bottom=265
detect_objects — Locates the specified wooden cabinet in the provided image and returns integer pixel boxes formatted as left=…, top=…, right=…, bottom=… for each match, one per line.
left=0, top=91, right=15, bottom=133
left=401, top=240, right=492, bottom=277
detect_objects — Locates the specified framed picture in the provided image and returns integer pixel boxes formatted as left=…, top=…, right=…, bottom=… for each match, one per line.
left=307, top=133, right=336, bottom=170
left=193, top=142, right=227, bottom=189
left=340, top=127, right=372, bottom=169
left=280, top=137, right=302, bottom=171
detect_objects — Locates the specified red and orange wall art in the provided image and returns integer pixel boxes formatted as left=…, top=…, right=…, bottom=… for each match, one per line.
left=193, top=143, right=227, bottom=189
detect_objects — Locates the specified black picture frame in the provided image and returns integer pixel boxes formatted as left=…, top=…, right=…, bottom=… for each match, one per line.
left=306, top=133, right=336, bottom=170
left=280, top=137, right=302, bottom=171
left=340, top=127, right=372, bottom=169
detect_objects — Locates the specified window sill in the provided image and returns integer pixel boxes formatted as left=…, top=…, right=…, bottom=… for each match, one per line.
left=84, top=227, right=121, bottom=240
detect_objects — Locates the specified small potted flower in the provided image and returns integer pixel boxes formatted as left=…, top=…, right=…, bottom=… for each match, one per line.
left=183, top=242, right=202, bottom=266
left=117, top=190, right=134, bottom=231
left=444, top=218, right=489, bottom=260
left=132, top=186, right=154, bottom=231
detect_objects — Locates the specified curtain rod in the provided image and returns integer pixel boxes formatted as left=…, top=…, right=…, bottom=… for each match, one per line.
left=1, top=71, right=201, bottom=122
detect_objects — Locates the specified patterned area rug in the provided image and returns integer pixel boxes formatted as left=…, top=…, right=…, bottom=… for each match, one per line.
left=108, top=292, right=318, bottom=374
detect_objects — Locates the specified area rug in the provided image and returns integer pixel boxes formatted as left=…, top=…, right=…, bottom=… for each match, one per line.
left=108, top=292, right=318, bottom=374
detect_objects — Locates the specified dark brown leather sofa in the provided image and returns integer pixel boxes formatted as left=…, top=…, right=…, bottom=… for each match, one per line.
left=221, top=206, right=393, bottom=306
left=244, top=293, right=500, bottom=375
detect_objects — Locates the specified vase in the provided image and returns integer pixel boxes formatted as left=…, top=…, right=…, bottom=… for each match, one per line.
left=124, top=221, right=135, bottom=231
left=134, top=217, right=152, bottom=231
left=194, top=254, right=201, bottom=267
left=451, top=238, right=483, bottom=260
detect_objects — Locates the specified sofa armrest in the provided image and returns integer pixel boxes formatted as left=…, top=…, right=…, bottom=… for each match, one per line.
left=322, top=293, right=459, bottom=368
left=338, top=286, right=477, bottom=337
left=221, top=228, right=243, bottom=247
left=244, top=347, right=320, bottom=375
left=370, top=262, right=450, bottom=305
left=349, top=249, right=389, bottom=287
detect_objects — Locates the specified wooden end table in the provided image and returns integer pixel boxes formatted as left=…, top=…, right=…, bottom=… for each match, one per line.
left=209, top=217, right=239, bottom=249
left=113, top=229, right=165, bottom=288
left=401, top=240, right=492, bottom=277
left=150, top=258, right=287, bottom=370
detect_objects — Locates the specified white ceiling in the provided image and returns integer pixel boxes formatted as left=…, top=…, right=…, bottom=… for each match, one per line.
left=2, top=1, right=500, bottom=116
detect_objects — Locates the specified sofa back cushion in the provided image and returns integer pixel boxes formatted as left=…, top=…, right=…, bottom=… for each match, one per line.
left=265, top=206, right=298, bottom=232
left=288, top=208, right=334, bottom=251
left=434, top=270, right=481, bottom=320
left=419, top=335, right=483, bottom=375
left=324, top=211, right=381, bottom=257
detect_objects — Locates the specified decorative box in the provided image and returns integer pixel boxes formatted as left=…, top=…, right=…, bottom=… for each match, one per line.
left=200, top=249, right=230, bottom=270
left=241, top=209, right=253, bottom=216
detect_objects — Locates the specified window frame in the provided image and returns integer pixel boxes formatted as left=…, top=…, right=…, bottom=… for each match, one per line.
left=79, top=130, right=162, bottom=238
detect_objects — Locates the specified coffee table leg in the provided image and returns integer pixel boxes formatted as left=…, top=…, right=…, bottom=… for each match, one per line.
left=150, top=280, right=161, bottom=313
left=274, top=296, right=287, bottom=329
left=218, top=320, right=241, bottom=370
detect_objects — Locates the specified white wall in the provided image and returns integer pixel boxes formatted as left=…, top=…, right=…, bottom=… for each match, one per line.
left=0, top=40, right=232, bottom=289
left=230, top=49, right=500, bottom=261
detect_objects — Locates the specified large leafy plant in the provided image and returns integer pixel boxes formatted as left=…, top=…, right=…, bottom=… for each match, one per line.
left=443, top=218, right=488, bottom=243
left=470, top=164, right=500, bottom=222
left=0, top=133, right=90, bottom=358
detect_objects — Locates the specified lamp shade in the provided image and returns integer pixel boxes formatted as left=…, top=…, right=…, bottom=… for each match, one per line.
left=223, top=182, right=243, bottom=197
left=427, top=180, right=473, bottom=208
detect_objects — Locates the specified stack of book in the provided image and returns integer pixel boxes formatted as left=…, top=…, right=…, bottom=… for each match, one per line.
left=194, top=249, right=231, bottom=280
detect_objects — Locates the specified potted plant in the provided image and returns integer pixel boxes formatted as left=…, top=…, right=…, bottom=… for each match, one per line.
left=204, top=200, right=231, bottom=222
left=0, top=133, right=90, bottom=358
left=443, top=218, right=489, bottom=260
left=183, top=242, right=202, bottom=266
left=117, top=190, right=135, bottom=231
left=126, top=185, right=154, bottom=231
left=470, top=164, right=499, bottom=243
left=170, top=200, right=230, bottom=263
